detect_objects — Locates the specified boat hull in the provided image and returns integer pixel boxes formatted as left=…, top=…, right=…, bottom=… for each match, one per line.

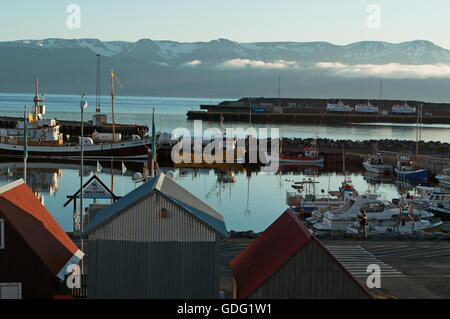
left=395, top=168, right=429, bottom=180
left=0, top=138, right=154, bottom=159
left=362, top=162, right=392, bottom=174
left=279, top=155, right=324, bottom=164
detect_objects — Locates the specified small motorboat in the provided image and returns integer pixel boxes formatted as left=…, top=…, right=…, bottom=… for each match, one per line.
left=279, top=147, right=324, bottom=164
left=362, top=155, right=393, bottom=174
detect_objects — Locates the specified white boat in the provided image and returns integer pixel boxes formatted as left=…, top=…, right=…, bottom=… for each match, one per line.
left=326, top=100, right=353, bottom=113
left=313, top=193, right=400, bottom=231
left=427, top=198, right=450, bottom=220
left=355, top=102, right=379, bottom=114
left=435, top=169, right=450, bottom=187
left=362, top=155, right=393, bottom=174
left=411, top=186, right=448, bottom=207
left=347, top=217, right=443, bottom=234
left=392, top=103, right=416, bottom=114
left=287, top=179, right=357, bottom=214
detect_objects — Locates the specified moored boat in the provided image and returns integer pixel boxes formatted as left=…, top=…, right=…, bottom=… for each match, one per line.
left=326, top=100, right=353, bottom=113
left=355, top=101, right=379, bottom=114
left=362, top=154, right=393, bottom=174
left=279, top=142, right=324, bottom=164
left=392, top=103, right=416, bottom=114
left=313, top=193, right=400, bottom=231
left=0, top=77, right=158, bottom=160
left=435, top=169, right=450, bottom=187
left=394, top=157, right=429, bottom=180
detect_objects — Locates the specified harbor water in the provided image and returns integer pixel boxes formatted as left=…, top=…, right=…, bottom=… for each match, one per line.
left=0, top=93, right=447, bottom=232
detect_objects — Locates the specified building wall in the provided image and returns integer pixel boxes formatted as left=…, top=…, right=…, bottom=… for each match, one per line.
left=0, top=213, right=59, bottom=299
left=248, top=240, right=370, bottom=299
left=87, top=192, right=221, bottom=298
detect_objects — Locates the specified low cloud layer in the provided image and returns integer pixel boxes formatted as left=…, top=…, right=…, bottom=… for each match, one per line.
left=217, top=59, right=298, bottom=69
left=183, top=58, right=450, bottom=79
left=315, top=62, right=450, bottom=79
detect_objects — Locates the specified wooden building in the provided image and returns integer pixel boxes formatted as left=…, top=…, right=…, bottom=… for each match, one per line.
left=230, top=210, right=371, bottom=299
left=0, top=179, right=84, bottom=299
left=83, top=172, right=228, bottom=299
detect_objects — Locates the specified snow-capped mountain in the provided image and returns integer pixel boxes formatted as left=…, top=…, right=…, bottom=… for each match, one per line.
left=2, top=38, right=450, bottom=66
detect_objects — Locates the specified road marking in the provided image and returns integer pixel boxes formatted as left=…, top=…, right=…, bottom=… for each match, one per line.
left=326, top=245, right=405, bottom=278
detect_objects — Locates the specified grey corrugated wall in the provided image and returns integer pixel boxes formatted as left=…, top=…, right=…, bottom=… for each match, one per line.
left=247, top=240, right=370, bottom=299
left=87, top=192, right=221, bottom=298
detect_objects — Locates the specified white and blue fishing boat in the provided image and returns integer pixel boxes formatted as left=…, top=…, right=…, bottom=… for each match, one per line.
left=394, top=158, right=429, bottom=180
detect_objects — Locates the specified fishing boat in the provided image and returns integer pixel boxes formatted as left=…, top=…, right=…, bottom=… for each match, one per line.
left=279, top=139, right=324, bottom=164
left=362, top=154, right=393, bottom=174
left=326, top=100, right=353, bottom=113
left=435, top=169, right=450, bottom=187
left=313, top=193, right=403, bottom=231
left=286, top=180, right=358, bottom=216
left=355, top=101, right=379, bottom=114
left=394, top=157, right=429, bottom=180
left=427, top=197, right=450, bottom=220
left=392, top=103, right=416, bottom=114
left=0, top=77, right=157, bottom=160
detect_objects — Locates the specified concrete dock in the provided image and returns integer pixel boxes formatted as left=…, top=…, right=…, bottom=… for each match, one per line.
left=220, top=238, right=450, bottom=299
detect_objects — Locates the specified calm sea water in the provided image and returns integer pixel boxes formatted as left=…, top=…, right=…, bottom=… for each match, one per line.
left=0, top=161, right=410, bottom=233
left=1, top=92, right=449, bottom=142
left=0, top=93, right=445, bottom=232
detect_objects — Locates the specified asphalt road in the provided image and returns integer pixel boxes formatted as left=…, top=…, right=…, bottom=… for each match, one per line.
left=220, top=239, right=450, bottom=299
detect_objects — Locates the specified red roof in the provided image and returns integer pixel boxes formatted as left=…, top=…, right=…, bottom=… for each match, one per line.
left=229, top=210, right=311, bottom=298
left=0, top=180, right=83, bottom=280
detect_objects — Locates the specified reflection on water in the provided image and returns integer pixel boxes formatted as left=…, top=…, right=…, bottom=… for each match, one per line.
left=0, top=160, right=434, bottom=233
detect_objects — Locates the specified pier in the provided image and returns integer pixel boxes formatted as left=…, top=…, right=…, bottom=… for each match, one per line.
left=187, top=110, right=450, bottom=125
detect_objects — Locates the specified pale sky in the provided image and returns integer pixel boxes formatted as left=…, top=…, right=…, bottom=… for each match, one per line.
left=1, top=0, right=449, bottom=48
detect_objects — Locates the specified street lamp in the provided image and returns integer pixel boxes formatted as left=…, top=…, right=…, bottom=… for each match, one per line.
left=80, top=95, right=88, bottom=234
left=79, top=95, right=87, bottom=277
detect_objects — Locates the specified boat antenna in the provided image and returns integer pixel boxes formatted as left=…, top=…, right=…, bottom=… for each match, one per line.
left=96, top=54, right=101, bottom=113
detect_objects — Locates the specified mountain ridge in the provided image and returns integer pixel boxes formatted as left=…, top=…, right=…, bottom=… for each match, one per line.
left=2, top=38, right=450, bottom=65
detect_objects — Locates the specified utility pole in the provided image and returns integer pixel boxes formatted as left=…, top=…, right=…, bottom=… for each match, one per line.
left=379, top=79, right=383, bottom=100
left=278, top=75, right=281, bottom=107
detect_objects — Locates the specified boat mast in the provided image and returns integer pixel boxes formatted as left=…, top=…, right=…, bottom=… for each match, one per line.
left=33, top=77, right=39, bottom=128
left=416, top=104, right=423, bottom=156
left=111, top=69, right=116, bottom=143
left=96, top=55, right=101, bottom=113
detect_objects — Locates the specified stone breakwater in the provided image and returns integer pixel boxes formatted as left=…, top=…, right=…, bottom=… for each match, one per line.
left=281, top=137, right=450, bottom=156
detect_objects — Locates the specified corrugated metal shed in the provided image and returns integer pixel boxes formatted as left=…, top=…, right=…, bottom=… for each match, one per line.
left=230, top=210, right=371, bottom=299
left=0, top=179, right=84, bottom=280
left=84, top=173, right=227, bottom=238
left=84, top=173, right=227, bottom=298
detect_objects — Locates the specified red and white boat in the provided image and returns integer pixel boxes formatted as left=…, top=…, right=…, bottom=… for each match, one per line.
left=279, top=147, right=324, bottom=164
